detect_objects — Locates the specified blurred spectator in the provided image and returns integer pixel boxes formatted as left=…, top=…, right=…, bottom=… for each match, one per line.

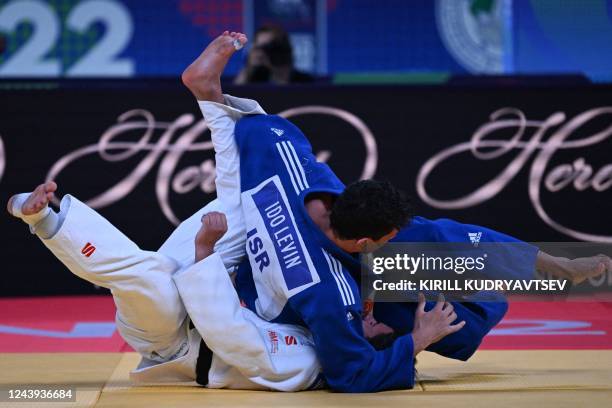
left=234, top=25, right=313, bottom=85
left=0, top=35, right=5, bottom=55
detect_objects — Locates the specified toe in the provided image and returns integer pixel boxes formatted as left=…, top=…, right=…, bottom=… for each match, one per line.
left=6, top=195, right=15, bottom=215
left=46, top=180, right=57, bottom=192
left=598, top=262, right=606, bottom=275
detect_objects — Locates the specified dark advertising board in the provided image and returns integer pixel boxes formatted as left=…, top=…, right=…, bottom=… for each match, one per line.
left=1, top=81, right=610, bottom=295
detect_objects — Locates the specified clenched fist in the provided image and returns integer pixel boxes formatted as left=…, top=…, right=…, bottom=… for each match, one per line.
left=195, top=211, right=228, bottom=261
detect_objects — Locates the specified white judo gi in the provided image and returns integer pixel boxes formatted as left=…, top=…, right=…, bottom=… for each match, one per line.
left=34, top=96, right=322, bottom=391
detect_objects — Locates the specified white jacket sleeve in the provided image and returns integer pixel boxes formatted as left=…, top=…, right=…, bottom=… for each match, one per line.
left=173, top=253, right=276, bottom=379
left=173, top=252, right=321, bottom=391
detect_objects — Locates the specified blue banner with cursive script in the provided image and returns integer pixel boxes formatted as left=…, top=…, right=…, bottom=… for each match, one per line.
left=0, top=81, right=611, bottom=296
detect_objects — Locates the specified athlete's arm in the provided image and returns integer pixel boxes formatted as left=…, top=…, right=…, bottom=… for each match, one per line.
left=173, top=213, right=277, bottom=382
left=290, top=283, right=415, bottom=392
left=411, top=293, right=466, bottom=355
left=397, top=217, right=610, bottom=284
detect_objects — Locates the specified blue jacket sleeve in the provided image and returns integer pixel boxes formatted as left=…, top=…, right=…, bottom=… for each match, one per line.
left=394, top=216, right=539, bottom=280
left=290, top=280, right=415, bottom=393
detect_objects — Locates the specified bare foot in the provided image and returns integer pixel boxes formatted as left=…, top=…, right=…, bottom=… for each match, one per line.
left=537, top=251, right=612, bottom=284
left=7, top=181, right=57, bottom=216
left=560, top=255, right=612, bottom=284
left=182, top=31, right=248, bottom=101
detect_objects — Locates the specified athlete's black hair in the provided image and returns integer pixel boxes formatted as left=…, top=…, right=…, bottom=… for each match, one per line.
left=330, top=180, right=413, bottom=241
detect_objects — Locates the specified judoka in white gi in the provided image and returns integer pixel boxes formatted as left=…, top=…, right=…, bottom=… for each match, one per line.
left=8, top=33, right=454, bottom=391
left=7, top=32, right=321, bottom=391
left=7, top=32, right=461, bottom=391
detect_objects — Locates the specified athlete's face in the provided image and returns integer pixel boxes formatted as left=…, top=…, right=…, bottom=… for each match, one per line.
left=362, top=313, right=394, bottom=339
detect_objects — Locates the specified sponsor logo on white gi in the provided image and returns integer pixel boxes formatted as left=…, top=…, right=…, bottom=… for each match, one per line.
left=81, top=242, right=96, bottom=257
left=322, top=250, right=355, bottom=306
left=268, top=330, right=279, bottom=354
left=271, top=127, right=285, bottom=136
left=417, top=107, right=612, bottom=243
left=468, top=232, right=482, bottom=246
left=168, top=341, right=190, bottom=361
left=276, top=140, right=310, bottom=195
left=284, top=335, right=298, bottom=346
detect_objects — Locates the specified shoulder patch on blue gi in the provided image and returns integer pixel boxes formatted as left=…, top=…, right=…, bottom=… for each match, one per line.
left=270, top=127, right=285, bottom=137
left=242, top=175, right=320, bottom=319
left=468, top=231, right=483, bottom=246
left=322, top=249, right=356, bottom=306
left=275, top=140, right=310, bottom=195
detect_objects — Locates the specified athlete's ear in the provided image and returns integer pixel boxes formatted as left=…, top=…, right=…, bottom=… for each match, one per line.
left=356, top=237, right=373, bottom=253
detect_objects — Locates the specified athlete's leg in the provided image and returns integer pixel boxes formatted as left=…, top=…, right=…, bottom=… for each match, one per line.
left=169, top=35, right=322, bottom=390
left=8, top=184, right=188, bottom=362
left=420, top=218, right=611, bottom=283
left=159, top=31, right=265, bottom=270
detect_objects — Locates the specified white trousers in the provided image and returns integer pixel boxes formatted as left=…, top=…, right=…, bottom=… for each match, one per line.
left=36, top=96, right=320, bottom=391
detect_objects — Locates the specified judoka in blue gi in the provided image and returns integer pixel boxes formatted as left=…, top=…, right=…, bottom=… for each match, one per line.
left=186, top=31, right=611, bottom=392
left=228, top=98, right=610, bottom=391
left=9, top=32, right=611, bottom=394
left=182, top=34, right=610, bottom=392
left=7, top=32, right=464, bottom=393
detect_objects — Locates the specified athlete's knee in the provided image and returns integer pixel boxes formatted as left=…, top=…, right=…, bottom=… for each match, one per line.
left=116, top=314, right=188, bottom=361
left=426, top=300, right=508, bottom=361
left=460, top=300, right=508, bottom=341
left=111, top=260, right=185, bottom=335
left=116, top=293, right=182, bottom=330
left=485, top=299, right=509, bottom=328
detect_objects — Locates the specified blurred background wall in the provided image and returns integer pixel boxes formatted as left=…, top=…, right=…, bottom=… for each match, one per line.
left=0, top=0, right=611, bottom=81
left=1, top=0, right=611, bottom=296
